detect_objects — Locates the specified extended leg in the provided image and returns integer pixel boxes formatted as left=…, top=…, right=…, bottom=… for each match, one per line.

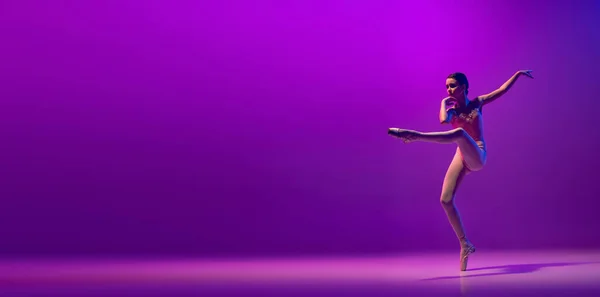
left=388, top=128, right=485, bottom=171
left=440, top=149, right=476, bottom=271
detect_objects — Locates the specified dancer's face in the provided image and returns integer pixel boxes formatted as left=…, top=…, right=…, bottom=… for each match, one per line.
left=445, top=78, right=465, bottom=99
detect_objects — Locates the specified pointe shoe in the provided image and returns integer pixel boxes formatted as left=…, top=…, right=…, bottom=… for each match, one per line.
left=459, top=241, right=476, bottom=271
left=387, top=128, right=416, bottom=143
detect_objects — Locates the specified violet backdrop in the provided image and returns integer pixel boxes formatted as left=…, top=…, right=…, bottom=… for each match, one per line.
left=0, top=0, right=599, bottom=257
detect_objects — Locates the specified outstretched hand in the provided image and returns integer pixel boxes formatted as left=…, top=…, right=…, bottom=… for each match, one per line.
left=518, top=70, right=534, bottom=78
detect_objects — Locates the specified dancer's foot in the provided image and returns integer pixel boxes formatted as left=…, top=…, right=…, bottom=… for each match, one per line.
left=459, top=240, right=476, bottom=271
left=387, top=128, right=417, bottom=143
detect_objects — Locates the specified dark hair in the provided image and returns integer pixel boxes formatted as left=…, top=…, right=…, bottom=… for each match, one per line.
left=447, top=72, right=469, bottom=95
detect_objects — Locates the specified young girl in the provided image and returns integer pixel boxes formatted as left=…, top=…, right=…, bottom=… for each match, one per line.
left=388, top=70, right=533, bottom=271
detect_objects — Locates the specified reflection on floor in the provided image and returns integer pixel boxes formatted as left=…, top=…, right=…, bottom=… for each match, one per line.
left=1, top=250, right=599, bottom=296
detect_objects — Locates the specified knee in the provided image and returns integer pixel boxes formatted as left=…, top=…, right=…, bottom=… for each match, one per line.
left=452, top=128, right=466, bottom=138
left=440, top=193, right=454, bottom=206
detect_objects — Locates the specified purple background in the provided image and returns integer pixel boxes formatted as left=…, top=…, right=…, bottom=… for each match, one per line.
left=0, top=1, right=599, bottom=257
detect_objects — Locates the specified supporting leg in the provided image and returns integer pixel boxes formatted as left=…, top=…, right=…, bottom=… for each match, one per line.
left=440, top=149, right=476, bottom=271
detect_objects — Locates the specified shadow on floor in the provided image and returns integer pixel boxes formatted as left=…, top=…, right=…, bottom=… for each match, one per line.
left=420, top=261, right=600, bottom=281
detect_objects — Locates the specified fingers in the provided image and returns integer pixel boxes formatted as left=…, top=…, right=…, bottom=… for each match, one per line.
left=444, top=96, right=457, bottom=103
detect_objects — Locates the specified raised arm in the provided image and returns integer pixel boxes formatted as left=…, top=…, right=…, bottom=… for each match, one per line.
left=478, top=70, right=533, bottom=106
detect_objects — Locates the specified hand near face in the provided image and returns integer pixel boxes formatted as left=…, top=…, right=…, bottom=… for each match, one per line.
left=442, top=96, right=457, bottom=105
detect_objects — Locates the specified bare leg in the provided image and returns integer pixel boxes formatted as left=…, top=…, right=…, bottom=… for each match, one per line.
left=441, top=149, right=476, bottom=271
left=388, top=128, right=485, bottom=171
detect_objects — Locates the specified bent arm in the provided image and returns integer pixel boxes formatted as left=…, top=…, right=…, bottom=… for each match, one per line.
left=478, top=71, right=526, bottom=106
left=439, top=101, right=455, bottom=124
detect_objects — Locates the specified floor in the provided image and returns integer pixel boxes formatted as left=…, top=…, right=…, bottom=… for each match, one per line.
left=1, top=250, right=599, bottom=296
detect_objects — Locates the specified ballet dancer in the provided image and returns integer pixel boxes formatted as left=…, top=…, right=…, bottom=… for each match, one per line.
left=388, top=70, right=533, bottom=271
